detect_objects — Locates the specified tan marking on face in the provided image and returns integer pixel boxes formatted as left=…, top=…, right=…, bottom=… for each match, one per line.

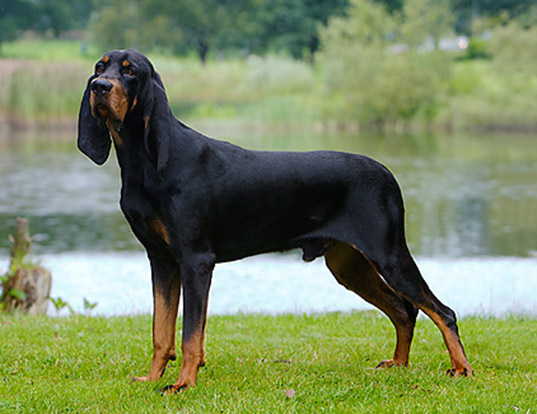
left=102, top=56, right=109, bottom=63
left=122, top=59, right=130, bottom=67
left=107, top=78, right=129, bottom=122
left=89, top=92, right=96, bottom=117
left=130, top=95, right=138, bottom=112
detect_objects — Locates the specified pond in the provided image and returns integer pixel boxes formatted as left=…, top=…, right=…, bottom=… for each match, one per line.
left=1, top=126, right=536, bottom=316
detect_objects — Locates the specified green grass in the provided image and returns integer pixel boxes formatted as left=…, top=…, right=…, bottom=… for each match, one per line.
left=1, top=312, right=536, bottom=413
left=0, top=38, right=100, bottom=62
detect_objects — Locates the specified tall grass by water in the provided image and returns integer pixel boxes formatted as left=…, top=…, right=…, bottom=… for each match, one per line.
left=1, top=39, right=537, bottom=131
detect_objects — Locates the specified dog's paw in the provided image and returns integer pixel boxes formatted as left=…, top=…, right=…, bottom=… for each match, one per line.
left=446, top=367, right=473, bottom=377
left=374, top=359, right=406, bottom=369
left=132, top=375, right=150, bottom=383
left=159, top=384, right=188, bottom=396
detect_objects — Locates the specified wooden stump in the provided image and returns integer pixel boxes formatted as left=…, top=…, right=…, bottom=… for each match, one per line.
left=1, top=218, right=52, bottom=315
left=2, top=267, right=52, bottom=315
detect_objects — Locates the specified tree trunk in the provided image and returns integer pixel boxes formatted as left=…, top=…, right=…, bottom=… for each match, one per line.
left=1, top=218, right=51, bottom=315
left=198, top=40, right=209, bottom=65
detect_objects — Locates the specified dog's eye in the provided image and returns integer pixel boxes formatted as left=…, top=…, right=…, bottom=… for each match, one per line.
left=122, top=67, right=136, bottom=77
left=95, top=64, right=104, bottom=75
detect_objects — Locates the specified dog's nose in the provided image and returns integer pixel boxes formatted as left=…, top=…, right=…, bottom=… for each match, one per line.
left=91, top=78, right=113, bottom=96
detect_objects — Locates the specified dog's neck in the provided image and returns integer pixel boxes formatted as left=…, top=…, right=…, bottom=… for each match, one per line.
left=109, top=112, right=153, bottom=174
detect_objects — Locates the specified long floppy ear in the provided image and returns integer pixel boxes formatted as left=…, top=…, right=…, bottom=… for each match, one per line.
left=77, top=77, right=111, bottom=165
left=142, top=69, right=172, bottom=175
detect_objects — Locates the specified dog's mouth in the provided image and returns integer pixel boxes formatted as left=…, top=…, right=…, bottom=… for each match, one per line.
left=96, top=102, right=110, bottom=117
left=91, top=98, right=123, bottom=132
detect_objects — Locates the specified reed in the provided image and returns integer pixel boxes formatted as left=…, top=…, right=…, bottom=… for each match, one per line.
left=2, top=39, right=537, bottom=131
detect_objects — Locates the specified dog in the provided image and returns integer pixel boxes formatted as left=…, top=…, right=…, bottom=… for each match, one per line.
left=77, top=49, right=472, bottom=393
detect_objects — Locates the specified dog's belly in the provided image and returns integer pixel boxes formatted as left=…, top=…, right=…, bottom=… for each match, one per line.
left=209, top=186, right=345, bottom=262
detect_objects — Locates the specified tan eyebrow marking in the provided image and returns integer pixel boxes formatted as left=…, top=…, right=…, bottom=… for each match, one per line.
left=103, top=56, right=109, bottom=63
left=122, top=60, right=131, bottom=67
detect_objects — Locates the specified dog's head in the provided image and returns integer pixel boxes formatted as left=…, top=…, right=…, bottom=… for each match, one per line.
left=78, top=49, right=171, bottom=170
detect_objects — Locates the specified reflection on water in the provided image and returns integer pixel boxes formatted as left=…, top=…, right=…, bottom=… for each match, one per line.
left=1, top=127, right=536, bottom=257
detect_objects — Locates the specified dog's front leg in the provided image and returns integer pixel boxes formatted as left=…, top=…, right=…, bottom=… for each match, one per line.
left=134, top=255, right=181, bottom=382
left=161, top=252, right=214, bottom=394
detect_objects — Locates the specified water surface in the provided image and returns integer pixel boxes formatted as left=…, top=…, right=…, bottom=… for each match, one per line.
left=1, top=127, right=536, bottom=315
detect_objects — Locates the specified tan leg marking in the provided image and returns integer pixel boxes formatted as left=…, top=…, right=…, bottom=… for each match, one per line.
left=133, top=273, right=180, bottom=382
left=162, top=328, right=206, bottom=394
left=325, top=243, right=415, bottom=368
left=148, top=216, right=171, bottom=245
left=425, top=310, right=473, bottom=376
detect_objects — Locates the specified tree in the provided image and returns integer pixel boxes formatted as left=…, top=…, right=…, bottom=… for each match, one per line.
left=32, top=0, right=94, bottom=37
left=401, top=0, right=455, bottom=50
left=91, top=0, right=182, bottom=54
left=0, top=0, right=34, bottom=49
left=89, top=0, right=351, bottom=62
left=320, top=0, right=394, bottom=50
left=256, top=0, right=349, bottom=61
left=319, top=0, right=451, bottom=127
left=452, top=0, right=536, bottom=34
left=153, top=0, right=250, bottom=63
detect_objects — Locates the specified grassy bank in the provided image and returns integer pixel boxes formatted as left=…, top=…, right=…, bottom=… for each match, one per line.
left=1, top=39, right=537, bottom=131
left=1, top=311, right=536, bottom=412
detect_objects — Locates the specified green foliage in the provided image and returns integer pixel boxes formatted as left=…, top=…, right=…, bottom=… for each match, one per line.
left=0, top=0, right=94, bottom=49
left=401, top=0, right=454, bottom=50
left=90, top=0, right=349, bottom=62
left=0, top=262, right=29, bottom=305
left=0, top=312, right=536, bottom=412
left=31, top=0, right=94, bottom=37
left=50, top=297, right=72, bottom=314
left=452, top=0, right=536, bottom=34
left=487, top=20, right=537, bottom=70
left=7, top=289, right=26, bottom=301
left=2, top=24, right=537, bottom=131
left=0, top=223, right=36, bottom=307
left=254, top=0, right=349, bottom=61
left=321, top=0, right=395, bottom=50
left=437, top=21, right=537, bottom=130
left=83, top=298, right=98, bottom=314
left=319, top=0, right=451, bottom=127
left=0, top=38, right=98, bottom=61
left=0, top=0, right=34, bottom=47
left=49, top=297, right=98, bottom=316
left=5, top=61, right=86, bottom=121
left=461, top=37, right=490, bottom=60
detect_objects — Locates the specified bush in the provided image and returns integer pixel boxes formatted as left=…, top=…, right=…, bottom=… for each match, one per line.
left=318, top=0, right=452, bottom=128
left=462, top=37, right=490, bottom=60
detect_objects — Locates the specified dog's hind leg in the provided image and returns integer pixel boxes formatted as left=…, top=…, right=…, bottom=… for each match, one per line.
left=325, top=242, right=418, bottom=368
left=371, top=243, right=473, bottom=376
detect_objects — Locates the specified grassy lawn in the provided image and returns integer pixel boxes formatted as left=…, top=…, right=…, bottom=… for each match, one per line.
left=1, top=311, right=536, bottom=413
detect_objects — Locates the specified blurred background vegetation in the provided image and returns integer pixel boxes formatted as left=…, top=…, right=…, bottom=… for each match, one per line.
left=1, top=0, right=537, bottom=131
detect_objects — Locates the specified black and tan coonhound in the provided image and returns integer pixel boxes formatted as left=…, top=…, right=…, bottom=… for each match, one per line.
left=77, top=49, right=472, bottom=393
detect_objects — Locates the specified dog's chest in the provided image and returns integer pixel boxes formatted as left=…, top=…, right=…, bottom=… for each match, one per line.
left=119, top=177, right=171, bottom=246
